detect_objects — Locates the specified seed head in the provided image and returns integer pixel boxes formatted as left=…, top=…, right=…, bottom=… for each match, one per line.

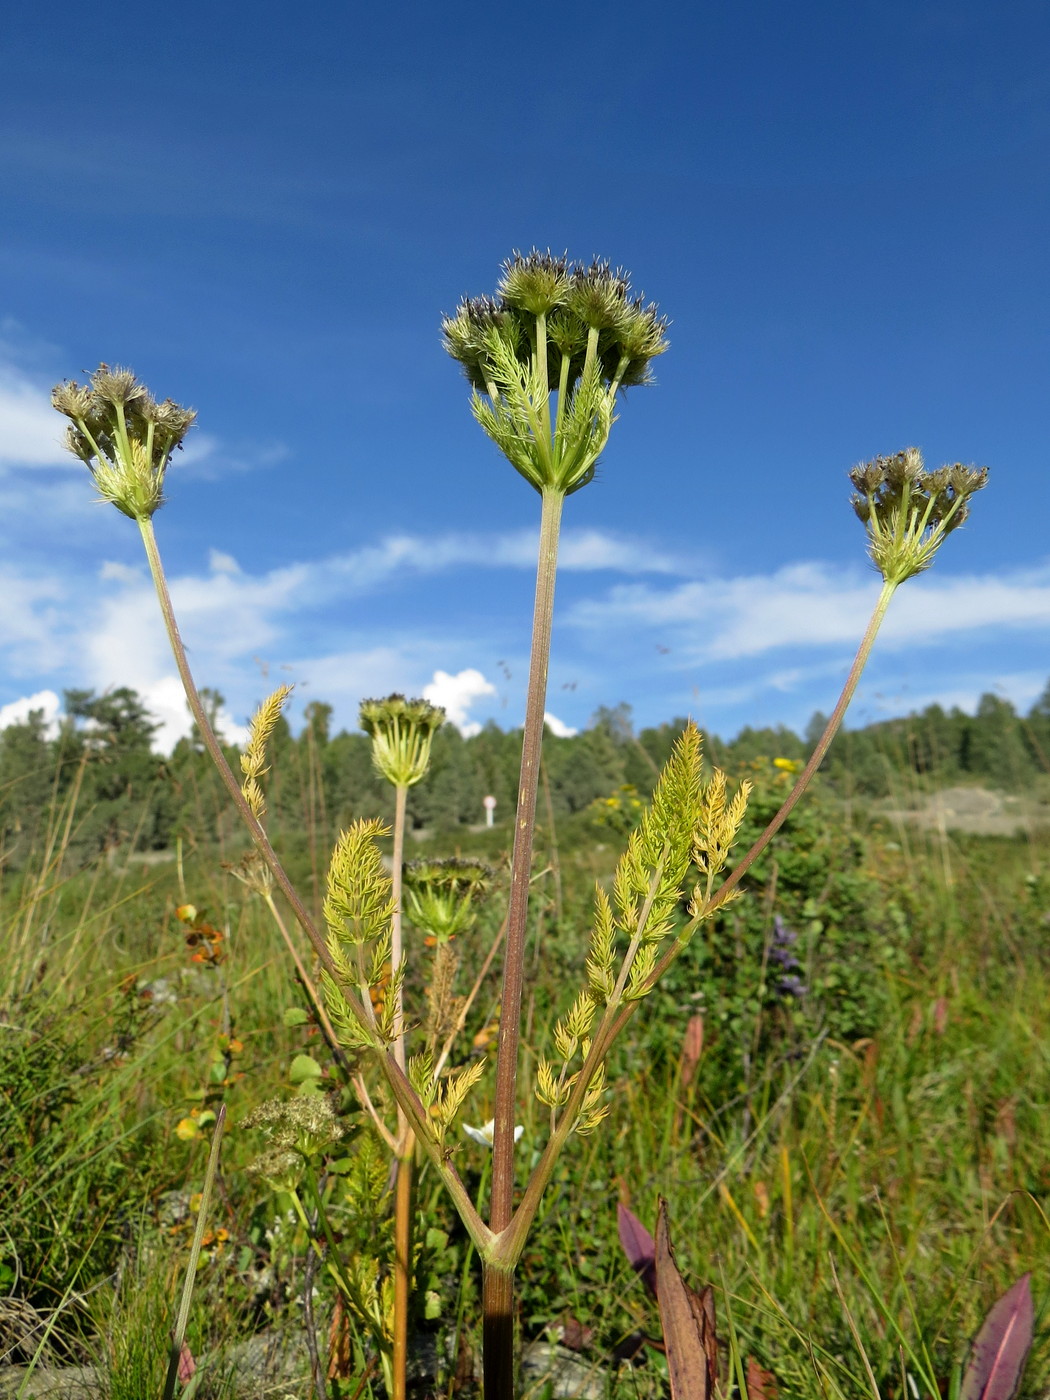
left=243, top=1092, right=341, bottom=1161
left=443, top=251, right=668, bottom=496
left=403, top=857, right=493, bottom=942
left=51, top=363, right=196, bottom=519
left=359, top=693, right=445, bottom=789
left=498, top=249, right=571, bottom=317
left=849, top=447, right=988, bottom=584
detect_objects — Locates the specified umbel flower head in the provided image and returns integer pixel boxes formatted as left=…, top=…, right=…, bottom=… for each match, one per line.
left=359, top=694, right=445, bottom=788
left=51, top=364, right=196, bottom=519
left=850, top=448, right=988, bottom=585
left=442, top=249, right=668, bottom=496
left=403, top=857, right=493, bottom=943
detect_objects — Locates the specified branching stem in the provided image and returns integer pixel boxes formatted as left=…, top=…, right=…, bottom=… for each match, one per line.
left=136, top=514, right=488, bottom=1248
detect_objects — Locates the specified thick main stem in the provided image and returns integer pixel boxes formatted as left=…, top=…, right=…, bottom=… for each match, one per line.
left=392, top=1148, right=414, bottom=1400
left=390, top=782, right=411, bottom=1400
left=481, top=1265, right=515, bottom=1400
left=490, top=487, right=563, bottom=1230
left=485, top=486, right=563, bottom=1394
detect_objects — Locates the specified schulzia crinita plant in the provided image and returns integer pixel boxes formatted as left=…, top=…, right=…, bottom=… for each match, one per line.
left=53, top=249, right=988, bottom=1398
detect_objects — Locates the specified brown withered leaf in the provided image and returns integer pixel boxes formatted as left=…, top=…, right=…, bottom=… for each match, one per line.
left=679, top=1013, right=705, bottom=1086
left=746, top=1355, right=778, bottom=1400
left=560, top=1315, right=595, bottom=1352
left=327, top=1292, right=352, bottom=1379
left=654, top=1198, right=717, bottom=1400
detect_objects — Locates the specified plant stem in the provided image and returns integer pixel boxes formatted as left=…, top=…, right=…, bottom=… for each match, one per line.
left=137, top=517, right=330, bottom=970
left=485, top=484, right=564, bottom=1393
left=390, top=781, right=411, bottom=1400
left=262, top=892, right=354, bottom=1076
left=137, top=514, right=488, bottom=1245
left=599, top=577, right=900, bottom=1032
left=701, top=577, right=897, bottom=915
left=392, top=1147, right=414, bottom=1400
left=490, top=487, right=564, bottom=1229
left=433, top=914, right=507, bottom=1081
left=481, top=1264, right=515, bottom=1400
left=163, top=1104, right=226, bottom=1400
left=502, top=579, right=901, bottom=1270
left=391, top=783, right=408, bottom=1074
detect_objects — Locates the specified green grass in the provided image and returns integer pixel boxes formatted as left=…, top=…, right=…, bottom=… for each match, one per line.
left=0, top=777, right=1048, bottom=1399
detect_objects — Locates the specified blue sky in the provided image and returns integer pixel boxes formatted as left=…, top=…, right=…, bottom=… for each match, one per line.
left=1, top=0, right=1048, bottom=748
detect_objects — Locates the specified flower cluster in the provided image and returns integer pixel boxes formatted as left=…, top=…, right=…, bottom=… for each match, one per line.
left=849, top=447, right=988, bottom=584
left=359, top=694, right=445, bottom=789
left=403, top=857, right=493, bottom=944
left=768, top=914, right=806, bottom=1001
left=443, top=250, right=668, bottom=495
left=52, top=364, right=195, bottom=519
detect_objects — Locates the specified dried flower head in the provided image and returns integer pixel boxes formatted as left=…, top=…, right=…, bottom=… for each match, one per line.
left=442, top=250, right=668, bottom=496
left=359, top=694, right=445, bottom=788
left=51, top=363, right=196, bottom=519
left=243, top=1092, right=341, bottom=1161
left=849, top=447, right=988, bottom=585
left=403, top=857, right=493, bottom=943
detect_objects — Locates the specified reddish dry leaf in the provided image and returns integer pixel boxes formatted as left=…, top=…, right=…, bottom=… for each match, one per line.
left=560, top=1315, right=595, bottom=1351
left=933, top=996, right=949, bottom=1035
left=960, top=1274, right=1033, bottom=1400
left=177, top=1342, right=196, bottom=1383
left=746, top=1355, right=778, bottom=1400
left=618, top=1201, right=657, bottom=1296
left=327, top=1291, right=352, bottom=1380
left=679, top=1014, right=705, bottom=1086
left=655, top=1198, right=715, bottom=1400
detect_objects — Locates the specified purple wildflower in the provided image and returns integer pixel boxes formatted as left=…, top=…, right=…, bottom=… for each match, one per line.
left=768, top=915, right=807, bottom=999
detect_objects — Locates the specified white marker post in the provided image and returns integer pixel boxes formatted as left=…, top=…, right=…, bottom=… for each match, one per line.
left=483, top=794, right=496, bottom=828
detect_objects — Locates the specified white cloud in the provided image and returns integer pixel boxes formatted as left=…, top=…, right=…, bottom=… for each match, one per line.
left=131, top=675, right=248, bottom=751
left=568, top=561, right=1050, bottom=661
left=0, top=364, right=71, bottom=468
left=543, top=711, right=577, bottom=738
left=0, top=689, right=61, bottom=734
left=100, top=560, right=143, bottom=584
left=323, top=527, right=685, bottom=595
left=423, top=668, right=497, bottom=737
left=208, top=548, right=241, bottom=575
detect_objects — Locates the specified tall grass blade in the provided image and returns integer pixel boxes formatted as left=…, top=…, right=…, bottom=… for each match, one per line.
left=162, top=1103, right=227, bottom=1400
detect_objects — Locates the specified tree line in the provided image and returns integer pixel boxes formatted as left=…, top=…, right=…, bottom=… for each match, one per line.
left=0, top=682, right=1047, bottom=868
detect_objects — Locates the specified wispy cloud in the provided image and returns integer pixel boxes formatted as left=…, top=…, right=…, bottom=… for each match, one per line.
left=0, top=362, right=70, bottom=468
left=567, top=561, right=1050, bottom=661
left=321, top=526, right=686, bottom=595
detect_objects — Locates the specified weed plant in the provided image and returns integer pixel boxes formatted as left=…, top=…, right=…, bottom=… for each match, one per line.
left=4, top=251, right=1036, bottom=1398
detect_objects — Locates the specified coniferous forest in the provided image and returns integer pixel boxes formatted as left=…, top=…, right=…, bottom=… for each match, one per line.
left=2, top=681, right=1048, bottom=869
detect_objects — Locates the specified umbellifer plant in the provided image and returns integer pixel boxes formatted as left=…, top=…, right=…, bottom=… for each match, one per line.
left=53, top=249, right=987, bottom=1397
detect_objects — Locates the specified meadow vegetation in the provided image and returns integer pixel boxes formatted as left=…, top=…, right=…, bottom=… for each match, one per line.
left=1, top=250, right=1039, bottom=1399
left=0, top=701, right=1047, bottom=1397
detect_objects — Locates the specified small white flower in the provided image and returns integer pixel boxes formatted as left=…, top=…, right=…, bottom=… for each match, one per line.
left=463, top=1119, right=524, bottom=1147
